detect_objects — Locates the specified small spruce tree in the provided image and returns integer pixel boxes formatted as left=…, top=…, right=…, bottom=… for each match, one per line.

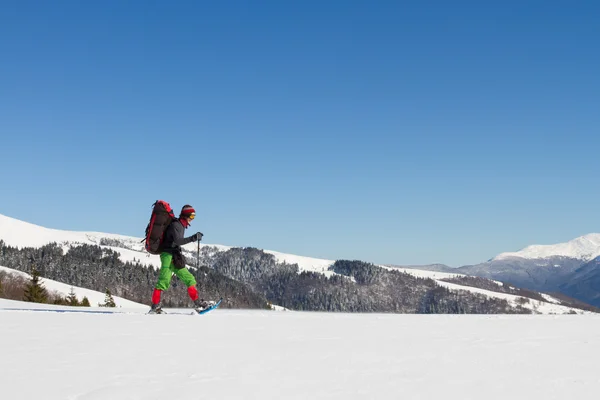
left=81, top=296, right=91, bottom=307
left=99, top=289, right=116, bottom=307
left=23, top=267, right=48, bottom=304
left=66, top=287, right=79, bottom=306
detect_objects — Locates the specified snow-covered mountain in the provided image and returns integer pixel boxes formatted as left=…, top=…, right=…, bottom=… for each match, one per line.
left=493, top=233, right=600, bottom=262
left=455, top=234, right=600, bottom=308
left=0, top=213, right=589, bottom=314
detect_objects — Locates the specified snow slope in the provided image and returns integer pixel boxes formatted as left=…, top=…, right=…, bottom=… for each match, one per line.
left=0, top=213, right=229, bottom=269
left=1, top=301, right=599, bottom=400
left=383, top=265, right=581, bottom=314
left=0, top=213, right=346, bottom=274
left=264, top=249, right=337, bottom=276
left=494, top=233, right=600, bottom=262
left=0, top=265, right=146, bottom=308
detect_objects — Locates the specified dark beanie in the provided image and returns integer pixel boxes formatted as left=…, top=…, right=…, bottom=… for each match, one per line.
left=180, top=205, right=196, bottom=217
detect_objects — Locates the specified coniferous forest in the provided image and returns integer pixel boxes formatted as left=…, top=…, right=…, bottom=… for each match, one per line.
left=0, top=239, right=547, bottom=314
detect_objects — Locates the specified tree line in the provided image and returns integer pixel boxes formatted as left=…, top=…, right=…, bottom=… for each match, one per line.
left=0, top=240, right=534, bottom=313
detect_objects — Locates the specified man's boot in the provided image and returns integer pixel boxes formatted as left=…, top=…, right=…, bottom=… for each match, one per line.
left=149, top=302, right=164, bottom=314
left=194, top=298, right=212, bottom=312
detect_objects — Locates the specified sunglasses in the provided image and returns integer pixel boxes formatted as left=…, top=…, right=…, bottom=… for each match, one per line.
left=188, top=213, right=196, bottom=220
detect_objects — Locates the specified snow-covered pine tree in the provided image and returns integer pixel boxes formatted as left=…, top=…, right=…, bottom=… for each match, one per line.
left=23, top=267, right=48, bottom=303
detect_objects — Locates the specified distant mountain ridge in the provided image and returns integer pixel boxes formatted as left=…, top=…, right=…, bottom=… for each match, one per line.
left=457, top=234, right=600, bottom=307
left=382, top=235, right=600, bottom=308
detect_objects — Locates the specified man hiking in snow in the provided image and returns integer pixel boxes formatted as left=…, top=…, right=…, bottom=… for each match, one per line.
left=149, top=205, right=211, bottom=314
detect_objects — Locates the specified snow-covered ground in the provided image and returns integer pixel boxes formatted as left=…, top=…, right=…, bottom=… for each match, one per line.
left=1, top=299, right=599, bottom=400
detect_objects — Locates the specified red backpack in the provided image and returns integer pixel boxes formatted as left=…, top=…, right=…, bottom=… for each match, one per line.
left=144, top=200, right=176, bottom=254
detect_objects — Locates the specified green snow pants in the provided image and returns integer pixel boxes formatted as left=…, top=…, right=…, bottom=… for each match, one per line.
left=155, top=252, right=197, bottom=290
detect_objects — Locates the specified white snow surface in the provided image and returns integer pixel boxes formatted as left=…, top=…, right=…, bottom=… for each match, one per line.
left=385, top=266, right=464, bottom=281
left=494, top=233, right=600, bottom=261
left=263, top=249, right=337, bottom=277
left=541, top=293, right=562, bottom=304
left=0, top=213, right=586, bottom=314
left=1, top=299, right=600, bottom=400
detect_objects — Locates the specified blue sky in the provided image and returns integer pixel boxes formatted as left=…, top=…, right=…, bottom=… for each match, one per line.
left=1, top=0, right=599, bottom=267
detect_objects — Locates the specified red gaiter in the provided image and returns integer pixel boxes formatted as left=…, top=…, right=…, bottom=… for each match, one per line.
left=187, top=286, right=199, bottom=301
left=152, top=289, right=162, bottom=305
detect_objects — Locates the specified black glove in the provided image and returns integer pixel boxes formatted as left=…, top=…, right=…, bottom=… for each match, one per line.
left=191, top=232, right=203, bottom=242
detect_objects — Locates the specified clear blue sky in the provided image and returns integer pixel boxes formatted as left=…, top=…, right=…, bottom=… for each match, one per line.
left=1, top=1, right=599, bottom=267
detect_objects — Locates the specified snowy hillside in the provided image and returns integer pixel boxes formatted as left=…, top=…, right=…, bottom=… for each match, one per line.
left=383, top=266, right=584, bottom=314
left=0, top=213, right=587, bottom=314
left=494, top=233, right=600, bottom=262
left=0, top=265, right=146, bottom=308
left=0, top=213, right=358, bottom=276
left=0, top=213, right=231, bottom=269
left=0, top=213, right=331, bottom=272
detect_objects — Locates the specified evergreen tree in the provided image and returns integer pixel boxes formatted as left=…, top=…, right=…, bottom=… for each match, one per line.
left=23, top=267, right=48, bottom=303
left=0, top=277, right=4, bottom=297
left=66, top=287, right=79, bottom=306
left=53, top=296, right=67, bottom=305
left=81, top=296, right=91, bottom=307
left=100, top=289, right=116, bottom=307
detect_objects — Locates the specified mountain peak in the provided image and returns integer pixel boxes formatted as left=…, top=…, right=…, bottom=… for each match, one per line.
left=494, top=233, right=600, bottom=262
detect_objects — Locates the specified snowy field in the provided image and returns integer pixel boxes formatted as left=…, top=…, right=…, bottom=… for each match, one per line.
left=1, top=300, right=600, bottom=400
